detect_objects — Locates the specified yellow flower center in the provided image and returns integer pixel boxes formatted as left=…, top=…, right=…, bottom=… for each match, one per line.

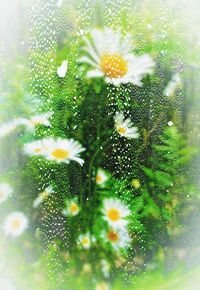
left=117, top=127, right=126, bottom=135
left=96, top=174, right=103, bottom=183
left=107, top=208, right=120, bottom=221
left=34, top=147, right=41, bottom=153
left=11, top=219, right=21, bottom=230
left=100, top=54, right=128, bottom=78
left=52, top=149, right=69, bottom=159
left=70, top=202, right=79, bottom=214
left=107, top=230, right=119, bottom=242
left=82, top=237, right=90, bottom=246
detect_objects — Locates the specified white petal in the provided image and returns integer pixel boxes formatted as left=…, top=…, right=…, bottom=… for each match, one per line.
left=72, top=156, right=85, bottom=166
left=78, top=56, right=98, bottom=68
left=90, top=29, right=106, bottom=55
left=57, top=60, right=68, bottom=78
left=82, top=36, right=100, bottom=63
left=128, top=54, right=155, bottom=80
left=87, top=70, right=104, bottom=78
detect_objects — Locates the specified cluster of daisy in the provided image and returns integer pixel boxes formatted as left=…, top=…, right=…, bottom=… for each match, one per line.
left=23, top=112, right=138, bottom=171
left=23, top=111, right=138, bottom=169
left=95, top=169, right=131, bottom=252
left=62, top=168, right=131, bottom=255
left=24, top=137, right=85, bottom=166
left=101, top=198, right=131, bottom=251
left=0, top=183, right=28, bottom=238
left=62, top=198, right=95, bottom=250
left=0, top=27, right=156, bottom=284
left=0, top=112, right=53, bottom=139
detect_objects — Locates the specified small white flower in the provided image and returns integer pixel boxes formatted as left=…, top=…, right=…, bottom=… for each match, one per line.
left=24, top=139, right=46, bottom=156
left=46, top=137, right=85, bottom=166
left=79, top=27, right=154, bottom=86
left=95, top=282, right=110, bottom=290
left=114, top=112, right=139, bottom=139
left=33, top=185, right=54, bottom=208
left=25, top=112, right=53, bottom=132
left=78, top=233, right=95, bottom=250
left=164, top=73, right=182, bottom=97
left=57, top=60, right=68, bottom=78
left=96, top=168, right=108, bottom=185
left=78, top=233, right=92, bottom=249
left=24, top=137, right=85, bottom=166
left=0, top=183, right=13, bottom=204
left=62, top=198, right=80, bottom=216
left=102, top=198, right=130, bottom=228
left=3, top=212, right=28, bottom=237
left=103, top=227, right=131, bottom=250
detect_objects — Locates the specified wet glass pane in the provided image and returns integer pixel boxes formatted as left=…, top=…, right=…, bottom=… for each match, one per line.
left=0, top=0, right=200, bottom=289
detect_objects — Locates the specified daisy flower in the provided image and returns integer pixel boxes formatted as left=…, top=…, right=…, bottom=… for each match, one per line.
left=103, top=228, right=131, bottom=251
left=164, top=73, right=182, bottom=97
left=102, top=198, right=130, bottom=228
left=57, top=60, right=68, bottom=78
left=24, top=139, right=46, bottom=156
left=95, top=282, right=110, bottom=290
left=33, top=185, right=54, bottom=208
left=96, top=168, right=108, bottom=185
left=78, top=233, right=94, bottom=249
left=114, top=112, right=139, bottom=139
left=79, top=27, right=155, bottom=86
left=46, top=137, right=85, bottom=166
left=62, top=198, right=80, bottom=216
left=0, top=183, right=13, bottom=204
left=24, top=112, right=53, bottom=132
left=3, top=212, right=28, bottom=237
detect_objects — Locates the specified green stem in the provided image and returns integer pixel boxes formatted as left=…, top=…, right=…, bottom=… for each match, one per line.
left=87, top=138, right=110, bottom=234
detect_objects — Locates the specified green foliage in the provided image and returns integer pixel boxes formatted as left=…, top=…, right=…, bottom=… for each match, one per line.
left=138, top=126, right=197, bottom=252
